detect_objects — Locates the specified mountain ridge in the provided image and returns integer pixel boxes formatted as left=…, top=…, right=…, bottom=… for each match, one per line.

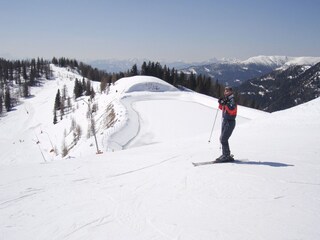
left=87, top=55, right=320, bottom=72
left=236, top=62, right=320, bottom=112
left=179, top=55, right=320, bottom=87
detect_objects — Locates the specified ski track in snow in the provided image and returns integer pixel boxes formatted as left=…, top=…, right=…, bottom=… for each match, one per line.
left=106, top=155, right=181, bottom=179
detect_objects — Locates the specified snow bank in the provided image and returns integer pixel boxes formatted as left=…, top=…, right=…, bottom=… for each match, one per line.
left=112, top=76, right=178, bottom=94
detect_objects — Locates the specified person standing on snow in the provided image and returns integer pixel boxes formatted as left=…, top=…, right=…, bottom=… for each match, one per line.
left=216, top=86, right=237, bottom=162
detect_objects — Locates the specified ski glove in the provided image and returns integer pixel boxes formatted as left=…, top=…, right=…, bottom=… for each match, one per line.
left=218, top=97, right=227, bottom=105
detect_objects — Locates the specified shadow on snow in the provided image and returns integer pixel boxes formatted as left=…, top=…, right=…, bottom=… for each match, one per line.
left=234, top=160, right=294, bottom=167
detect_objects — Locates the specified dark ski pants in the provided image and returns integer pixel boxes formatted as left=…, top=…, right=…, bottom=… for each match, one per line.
left=220, top=119, right=236, bottom=156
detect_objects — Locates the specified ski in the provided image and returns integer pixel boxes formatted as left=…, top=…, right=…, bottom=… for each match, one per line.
left=192, top=155, right=235, bottom=167
left=192, top=161, right=217, bottom=167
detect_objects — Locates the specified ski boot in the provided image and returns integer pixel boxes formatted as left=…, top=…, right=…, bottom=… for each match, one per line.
left=215, top=154, right=234, bottom=163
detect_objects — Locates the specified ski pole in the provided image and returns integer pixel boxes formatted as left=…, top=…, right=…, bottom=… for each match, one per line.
left=208, top=108, right=219, bottom=143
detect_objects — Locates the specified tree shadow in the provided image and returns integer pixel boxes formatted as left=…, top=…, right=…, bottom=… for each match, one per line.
left=234, top=159, right=294, bottom=167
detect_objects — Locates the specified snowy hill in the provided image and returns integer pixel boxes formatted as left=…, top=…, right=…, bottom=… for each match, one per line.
left=0, top=66, right=320, bottom=240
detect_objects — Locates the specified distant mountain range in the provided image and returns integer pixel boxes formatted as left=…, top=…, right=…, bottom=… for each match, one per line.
left=179, top=56, right=320, bottom=87
left=87, top=56, right=320, bottom=88
left=236, top=62, right=320, bottom=112
left=85, top=56, right=320, bottom=113
left=86, top=58, right=209, bottom=73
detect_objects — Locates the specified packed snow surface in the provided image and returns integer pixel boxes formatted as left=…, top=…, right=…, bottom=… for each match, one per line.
left=0, top=66, right=319, bottom=240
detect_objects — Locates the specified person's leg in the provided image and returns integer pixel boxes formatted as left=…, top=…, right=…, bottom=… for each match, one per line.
left=220, top=120, right=235, bottom=157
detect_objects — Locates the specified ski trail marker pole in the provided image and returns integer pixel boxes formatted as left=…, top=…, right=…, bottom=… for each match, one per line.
left=208, top=108, right=219, bottom=143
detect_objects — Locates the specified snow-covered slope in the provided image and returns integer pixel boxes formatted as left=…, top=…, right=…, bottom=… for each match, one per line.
left=0, top=68, right=319, bottom=240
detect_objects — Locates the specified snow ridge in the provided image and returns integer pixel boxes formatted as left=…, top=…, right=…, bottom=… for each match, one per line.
left=113, top=76, right=178, bottom=94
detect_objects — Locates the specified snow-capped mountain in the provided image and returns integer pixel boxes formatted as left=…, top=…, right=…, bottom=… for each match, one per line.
left=243, top=55, right=320, bottom=68
left=241, top=55, right=290, bottom=67
left=180, top=55, right=320, bottom=87
left=237, top=62, right=320, bottom=112
left=1, top=65, right=320, bottom=239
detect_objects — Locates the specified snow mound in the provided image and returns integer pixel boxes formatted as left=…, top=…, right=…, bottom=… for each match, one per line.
left=113, top=76, right=178, bottom=94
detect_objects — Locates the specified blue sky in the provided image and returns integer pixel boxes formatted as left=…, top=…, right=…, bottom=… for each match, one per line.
left=1, top=0, right=319, bottom=62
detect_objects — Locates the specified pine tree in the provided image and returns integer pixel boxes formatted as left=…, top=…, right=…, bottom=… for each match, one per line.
left=73, top=79, right=82, bottom=99
left=22, top=82, right=29, bottom=98
left=85, top=80, right=91, bottom=96
left=0, top=94, right=3, bottom=114
left=60, top=98, right=65, bottom=120
left=90, top=87, right=95, bottom=100
left=36, top=57, right=41, bottom=77
left=53, top=110, right=57, bottom=124
left=54, top=89, right=61, bottom=110
left=4, top=88, right=11, bottom=112
left=23, top=65, right=28, bottom=81
left=29, top=67, right=36, bottom=86
left=45, top=64, right=51, bottom=79
left=130, top=64, right=138, bottom=76
left=52, top=57, right=58, bottom=65
left=9, top=64, right=14, bottom=81
left=189, top=72, right=196, bottom=91
left=141, top=62, right=147, bottom=75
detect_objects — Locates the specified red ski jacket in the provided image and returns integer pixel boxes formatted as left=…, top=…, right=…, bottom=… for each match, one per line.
left=218, top=94, right=237, bottom=120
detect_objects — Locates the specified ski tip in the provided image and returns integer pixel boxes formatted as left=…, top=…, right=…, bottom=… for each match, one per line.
left=192, top=162, right=201, bottom=167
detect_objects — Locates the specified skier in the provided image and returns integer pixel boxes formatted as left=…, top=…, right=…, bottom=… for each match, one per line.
left=216, top=86, right=237, bottom=162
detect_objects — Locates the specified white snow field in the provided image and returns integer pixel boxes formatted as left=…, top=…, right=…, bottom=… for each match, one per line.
left=0, top=65, right=319, bottom=240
